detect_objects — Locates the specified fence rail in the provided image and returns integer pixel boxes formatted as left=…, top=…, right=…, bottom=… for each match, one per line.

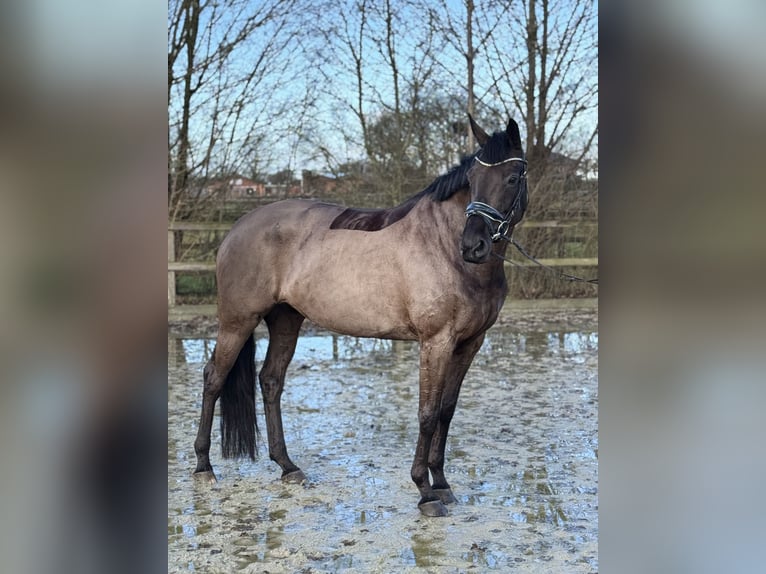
left=168, top=221, right=598, bottom=307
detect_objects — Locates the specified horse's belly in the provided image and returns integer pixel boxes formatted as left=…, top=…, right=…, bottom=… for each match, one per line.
left=293, top=298, right=417, bottom=340
left=311, top=314, right=416, bottom=340
left=281, top=266, right=417, bottom=340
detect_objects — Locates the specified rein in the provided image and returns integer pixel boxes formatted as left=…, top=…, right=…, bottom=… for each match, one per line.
left=494, top=236, right=599, bottom=285
left=466, top=154, right=598, bottom=286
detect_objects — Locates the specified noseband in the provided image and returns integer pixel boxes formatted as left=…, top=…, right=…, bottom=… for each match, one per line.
left=465, top=156, right=528, bottom=242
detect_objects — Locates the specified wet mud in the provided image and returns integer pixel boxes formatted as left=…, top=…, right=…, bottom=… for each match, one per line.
left=168, top=304, right=598, bottom=573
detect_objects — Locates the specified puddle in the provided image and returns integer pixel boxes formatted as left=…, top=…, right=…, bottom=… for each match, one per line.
left=169, top=315, right=598, bottom=573
left=170, top=331, right=597, bottom=369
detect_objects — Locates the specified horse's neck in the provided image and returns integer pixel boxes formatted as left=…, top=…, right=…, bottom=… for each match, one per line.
left=413, top=188, right=469, bottom=238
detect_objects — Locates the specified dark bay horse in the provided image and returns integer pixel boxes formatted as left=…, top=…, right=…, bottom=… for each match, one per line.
left=193, top=115, right=529, bottom=517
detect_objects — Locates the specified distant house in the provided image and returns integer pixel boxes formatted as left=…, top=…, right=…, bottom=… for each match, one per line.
left=536, top=151, right=598, bottom=189
left=225, top=176, right=265, bottom=199
left=302, top=170, right=338, bottom=195
left=201, top=176, right=265, bottom=199
left=202, top=175, right=306, bottom=203
left=544, top=151, right=580, bottom=176
left=301, top=168, right=368, bottom=197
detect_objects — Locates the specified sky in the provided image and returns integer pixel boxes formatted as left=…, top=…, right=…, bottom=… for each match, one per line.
left=168, top=0, right=598, bottom=177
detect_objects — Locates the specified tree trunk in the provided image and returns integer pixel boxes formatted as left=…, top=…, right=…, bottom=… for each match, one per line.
left=525, top=0, right=537, bottom=161
left=536, top=0, right=549, bottom=161
left=175, top=0, right=200, bottom=199
left=465, top=0, right=476, bottom=153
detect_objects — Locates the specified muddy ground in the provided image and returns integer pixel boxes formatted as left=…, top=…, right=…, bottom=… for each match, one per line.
left=168, top=301, right=598, bottom=573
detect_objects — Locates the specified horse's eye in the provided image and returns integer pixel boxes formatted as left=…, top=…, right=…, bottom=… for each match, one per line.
left=507, top=175, right=518, bottom=185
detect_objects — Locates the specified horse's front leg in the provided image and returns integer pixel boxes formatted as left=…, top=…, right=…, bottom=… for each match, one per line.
left=411, top=336, right=454, bottom=517
left=428, top=334, right=486, bottom=505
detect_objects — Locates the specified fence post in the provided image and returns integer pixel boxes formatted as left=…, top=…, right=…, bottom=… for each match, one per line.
left=168, top=229, right=176, bottom=307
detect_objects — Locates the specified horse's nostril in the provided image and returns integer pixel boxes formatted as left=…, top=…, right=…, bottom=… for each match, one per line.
left=474, top=238, right=488, bottom=258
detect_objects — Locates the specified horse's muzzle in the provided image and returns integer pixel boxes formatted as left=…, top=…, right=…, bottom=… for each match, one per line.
left=461, top=212, right=493, bottom=263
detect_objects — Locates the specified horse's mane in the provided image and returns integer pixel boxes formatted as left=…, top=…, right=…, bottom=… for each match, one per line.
left=329, top=129, right=513, bottom=232
left=328, top=155, right=473, bottom=232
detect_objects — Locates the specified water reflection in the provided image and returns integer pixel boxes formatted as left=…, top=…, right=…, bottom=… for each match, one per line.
left=168, top=329, right=597, bottom=366
left=408, top=532, right=447, bottom=567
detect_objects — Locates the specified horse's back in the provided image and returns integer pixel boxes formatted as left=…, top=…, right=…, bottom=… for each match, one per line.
left=220, top=199, right=340, bottom=258
left=231, top=199, right=339, bottom=236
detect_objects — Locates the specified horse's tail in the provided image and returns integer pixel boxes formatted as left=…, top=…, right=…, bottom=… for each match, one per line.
left=220, top=333, right=258, bottom=460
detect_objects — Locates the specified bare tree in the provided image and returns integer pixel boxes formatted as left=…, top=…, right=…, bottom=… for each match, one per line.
left=422, top=0, right=596, bottom=168
left=485, top=0, right=598, bottom=165
left=423, top=0, right=505, bottom=153
left=168, top=0, right=597, bottom=217
left=311, top=0, right=449, bottom=205
left=168, top=0, right=308, bottom=222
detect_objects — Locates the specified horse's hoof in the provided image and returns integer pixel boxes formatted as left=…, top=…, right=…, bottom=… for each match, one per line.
left=193, top=470, right=217, bottom=484
left=418, top=499, right=449, bottom=517
left=433, top=488, right=457, bottom=505
left=281, top=469, right=307, bottom=484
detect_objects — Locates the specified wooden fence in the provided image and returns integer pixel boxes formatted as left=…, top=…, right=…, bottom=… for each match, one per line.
left=168, top=220, right=597, bottom=307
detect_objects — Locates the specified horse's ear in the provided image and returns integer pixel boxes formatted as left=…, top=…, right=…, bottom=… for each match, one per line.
left=468, top=113, right=489, bottom=146
left=506, top=118, right=522, bottom=150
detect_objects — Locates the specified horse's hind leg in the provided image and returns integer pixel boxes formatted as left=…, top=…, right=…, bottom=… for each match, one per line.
left=428, top=334, right=485, bottom=505
left=193, top=324, right=258, bottom=482
left=260, top=304, right=306, bottom=483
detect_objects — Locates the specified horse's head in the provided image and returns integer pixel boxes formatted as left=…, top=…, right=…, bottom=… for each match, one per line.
left=461, top=115, right=528, bottom=264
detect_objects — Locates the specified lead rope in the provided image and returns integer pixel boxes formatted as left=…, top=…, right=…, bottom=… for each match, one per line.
left=493, top=235, right=599, bottom=285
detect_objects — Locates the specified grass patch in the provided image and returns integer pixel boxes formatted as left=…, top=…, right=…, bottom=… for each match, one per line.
left=176, top=273, right=216, bottom=296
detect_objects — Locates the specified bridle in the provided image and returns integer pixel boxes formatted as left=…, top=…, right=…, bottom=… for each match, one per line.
left=464, top=154, right=598, bottom=285
left=464, top=155, right=528, bottom=242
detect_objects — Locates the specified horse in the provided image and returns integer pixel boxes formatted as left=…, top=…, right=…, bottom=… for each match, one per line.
left=193, top=115, right=529, bottom=517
